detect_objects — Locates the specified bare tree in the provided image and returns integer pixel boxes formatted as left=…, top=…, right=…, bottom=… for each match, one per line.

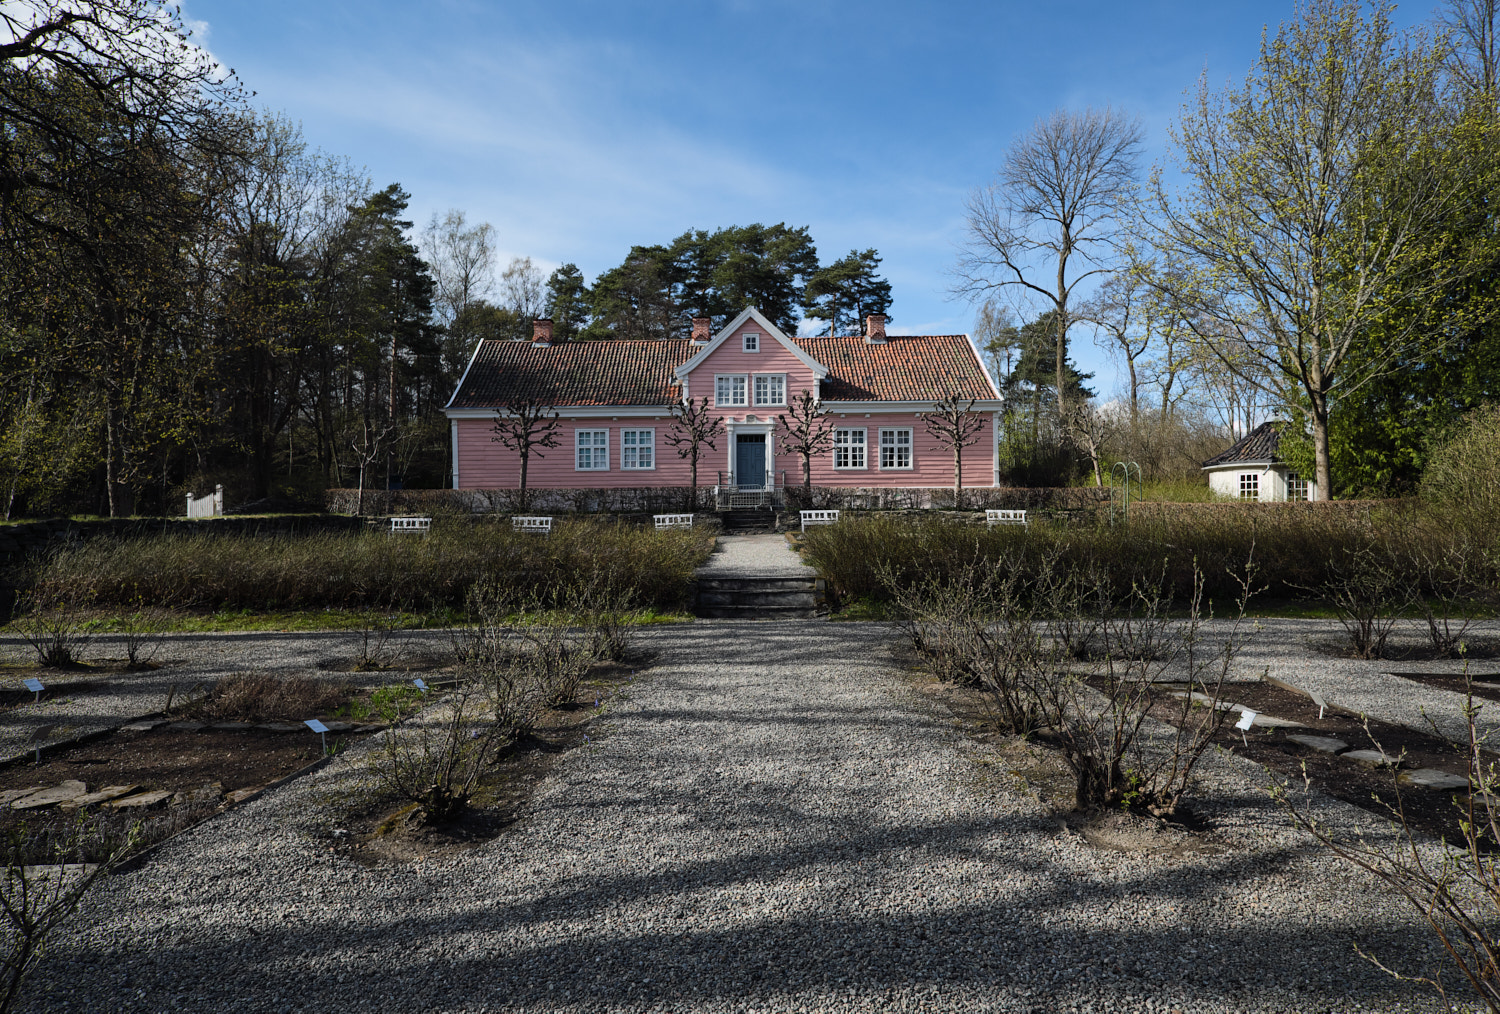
left=349, top=418, right=395, bottom=517
left=922, top=394, right=987, bottom=499
left=1152, top=1, right=1492, bottom=498
left=422, top=209, right=496, bottom=328
left=775, top=389, right=835, bottom=492
left=499, top=257, right=546, bottom=320
left=1064, top=399, right=1120, bottom=487
left=1438, top=0, right=1499, bottom=97
left=664, top=397, right=723, bottom=508
left=490, top=401, right=560, bottom=509
left=956, top=107, right=1144, bottom=426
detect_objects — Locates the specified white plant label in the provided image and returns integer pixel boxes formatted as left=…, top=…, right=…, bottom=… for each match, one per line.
left=23, top=678, right=44, bottom=693
left=1235, top=710, right=1257, bottom=731
left=413, top=679, right=428, bottom=692
left=304, top=719, right=329, bottom=734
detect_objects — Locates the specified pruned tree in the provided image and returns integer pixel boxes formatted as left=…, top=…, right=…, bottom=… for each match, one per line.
left=922, top=393, right=987, bottom=499
left=664, top=396, right=723, bottom=509
left=1152, top=0, right=1498, bottom=498
left=350, top=419, right=395, bottom=517
left=1064, top=399, right=1120, bottom=487
left=775, top=389, right=835, bottom=492
left=490, top=401, right=560, bottom=509
left=956, top=107, right=1144, bottom=426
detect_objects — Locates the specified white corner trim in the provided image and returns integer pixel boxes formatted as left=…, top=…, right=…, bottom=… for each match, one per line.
left=443, top=338, right=487, bottom=410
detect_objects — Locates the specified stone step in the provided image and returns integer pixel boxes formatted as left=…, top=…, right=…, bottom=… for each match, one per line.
left=698, top=577, right=816, bottom=593
left=696, top=604, right=820, bottom=619
left=699, top=590, right=818, bottom=608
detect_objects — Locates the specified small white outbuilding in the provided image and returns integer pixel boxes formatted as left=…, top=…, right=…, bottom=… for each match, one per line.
left=1201, top=421, right=1317, bottom=502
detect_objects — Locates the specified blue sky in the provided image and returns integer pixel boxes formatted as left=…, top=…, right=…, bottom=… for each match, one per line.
left=184, top=0, right=1426, bottom=393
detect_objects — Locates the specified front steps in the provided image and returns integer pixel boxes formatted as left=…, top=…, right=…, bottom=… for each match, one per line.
left=695, top=575, right=822, bottom=619
left=717, top=510, right=776, bottom=534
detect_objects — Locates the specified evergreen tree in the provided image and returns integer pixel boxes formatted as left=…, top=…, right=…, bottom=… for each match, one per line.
left=803, top=249, right=892, bottom=335
left=544, top=263, right=590, bottom=341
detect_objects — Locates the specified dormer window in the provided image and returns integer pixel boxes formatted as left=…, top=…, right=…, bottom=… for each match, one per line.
left=742, top=332, right=759, bottom=353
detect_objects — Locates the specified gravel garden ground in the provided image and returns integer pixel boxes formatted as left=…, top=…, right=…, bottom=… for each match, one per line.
left=4, top=602, right=1499, bottom=1013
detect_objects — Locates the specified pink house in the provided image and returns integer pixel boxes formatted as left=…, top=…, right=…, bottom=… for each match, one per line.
left=443, top=307, right=1003, bottom=503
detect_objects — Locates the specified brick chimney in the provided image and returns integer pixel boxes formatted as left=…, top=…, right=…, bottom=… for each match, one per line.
left=865, top=314, right=887, bottom=343
left=532, top=319, right=553, bottom=345
left=690, top=317, right=712, bottom=343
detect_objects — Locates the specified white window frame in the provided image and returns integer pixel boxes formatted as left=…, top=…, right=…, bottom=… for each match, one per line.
left=620, top=428, right=655, bottom=470
left=1238, top=473, right=1259, bottom=500
left=575, top=429, right=609, bottom=471
left=742, top=332, right=759, bottom=352
left=1286, top=471, right=1309, bottom=502
left=715, top=374, right=748, bottom=407
left=833, top=427, right=867, bottom=469
left=878, top=427, right=913, bottom=470
left=753, top=373, right=786, bottom=407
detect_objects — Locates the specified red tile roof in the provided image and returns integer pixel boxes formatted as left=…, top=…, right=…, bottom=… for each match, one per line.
left=448, top=339, right=695, bottom=408
left=447, top=333, right=997, bottom=409
left=798, top=335, right=996, bottom=402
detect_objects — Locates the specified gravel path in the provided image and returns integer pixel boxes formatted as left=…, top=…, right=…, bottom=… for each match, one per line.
left=16, top=619, right=1478, bottom=1013
left=697, top=534, right=816, bottom=577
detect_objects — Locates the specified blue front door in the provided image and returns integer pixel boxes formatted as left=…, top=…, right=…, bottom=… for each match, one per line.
left=735, top=434, right=766, bottom=488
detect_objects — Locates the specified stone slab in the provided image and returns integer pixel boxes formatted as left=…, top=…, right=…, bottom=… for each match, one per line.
left=1398, top=768, right=1470, bottom=791
left=102, top=790, right=172, bottom=810
left=120, top=721, right=163, bottom=733
left=1285, top=734, right=1349, bottom=754
left=210, top=722, right=255, bottom=731
left=165, top=721, right=206, bottom=732
left=1343, top=749, right=1401, bottom=768
left=12, top=780, right=88, bottom=810
left=319, top=721, right=356, bottom=733
left=60, top=785, right=141, bottom=810
left=256, top=723, right=302, bottom=733
left=0, top=787, right=48, bottom=806
left=224, top=786, right=263, bottom=805
left=171, top=782, right=223, bottom=806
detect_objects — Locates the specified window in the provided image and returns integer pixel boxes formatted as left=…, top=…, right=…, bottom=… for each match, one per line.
left=715, top=374, right=747, bottom=406
left=621, top=429, right=655, bottom=470
left=742, top=332, right=759, bottom=352
left=1238, top=473, right=1259, bottom=500
left=576, top=429, right=608, bottom=470
left=879, top=428, right=913, bottom=469
left=753, top=374, right=785, bottom=406
left=834, top=428, right=867, bottom=469
left=1286, top=471, right=1309, bottom=501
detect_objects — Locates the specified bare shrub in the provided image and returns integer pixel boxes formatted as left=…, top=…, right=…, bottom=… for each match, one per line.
left=567, top=577, right=641, bottom=663
left=1039, top=560, right=1255, bottom=815
left=12, top=588, right=91, bottom=669
left=350, top=598, right=410, bottom=671
left=369, top=682, right=505, bottom=825
left=1275, top=684, right=1500, bottom=1011
left=1313, top=542, right=1414, bottom=659
left=188, top=673, right=348, bottom=722
left=3, top=817, right=141, bottom=1013
left=117, top=601, right=167, bottom=669
left=1411, top=538, right=1486, bottom=658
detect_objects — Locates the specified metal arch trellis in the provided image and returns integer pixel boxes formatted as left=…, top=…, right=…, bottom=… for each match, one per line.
left=1109, top=461, right=1142, bottom=524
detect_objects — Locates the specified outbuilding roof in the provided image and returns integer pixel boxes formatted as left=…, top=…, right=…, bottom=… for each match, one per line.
left=1201, top=421, right=1286, bottom=468
left=446, top=331, right=997, bottom=410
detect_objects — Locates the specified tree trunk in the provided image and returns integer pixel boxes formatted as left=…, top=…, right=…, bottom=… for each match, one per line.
left=954, top=445, right=963, bottom=499
left=1311, top=394, right=1331, bottom=502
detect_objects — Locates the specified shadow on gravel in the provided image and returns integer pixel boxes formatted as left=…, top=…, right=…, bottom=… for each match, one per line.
left=30, top=811, right=1455, bottom=1013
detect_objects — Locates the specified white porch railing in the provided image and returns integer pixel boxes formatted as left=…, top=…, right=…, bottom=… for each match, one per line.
left=713, top=471, right=787, bottom=510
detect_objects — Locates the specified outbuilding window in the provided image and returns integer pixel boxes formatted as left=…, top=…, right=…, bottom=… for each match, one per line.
left=1287, top=471, right=1309, bottom=501
left=1238, top=473, right=1259, bottom=500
